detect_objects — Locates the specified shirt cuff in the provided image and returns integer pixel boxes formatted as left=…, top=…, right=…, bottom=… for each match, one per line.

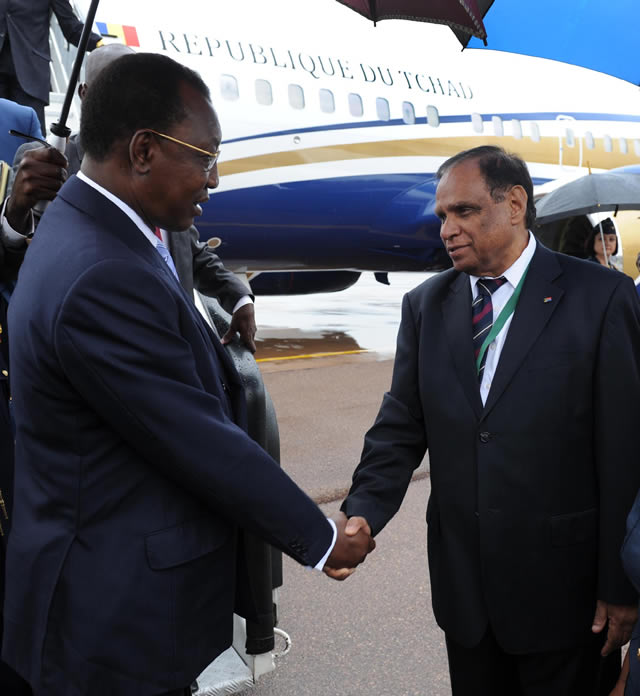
left=0, top=198, right=33, bottom=247
left=312, top=517, right=337, bottom=571
left=232, top=295, right=253, bottom=314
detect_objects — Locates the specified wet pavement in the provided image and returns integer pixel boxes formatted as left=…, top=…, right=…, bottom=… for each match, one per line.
left=236, top=271, right=449, bottom=695
left=253, top=272, right=433, bottom=361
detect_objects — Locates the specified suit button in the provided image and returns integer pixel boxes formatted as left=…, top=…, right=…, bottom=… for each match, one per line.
left=479, top=431, right=491, bottom=443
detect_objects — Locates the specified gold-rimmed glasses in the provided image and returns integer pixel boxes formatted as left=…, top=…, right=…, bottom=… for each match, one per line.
left=146, top=128, right=220, bottom=172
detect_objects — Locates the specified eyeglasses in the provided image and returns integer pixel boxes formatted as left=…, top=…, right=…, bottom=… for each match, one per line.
left=146, top=129, right=220, bottom=173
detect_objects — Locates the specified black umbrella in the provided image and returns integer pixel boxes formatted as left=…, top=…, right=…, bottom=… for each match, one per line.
left=535, top=171, right=640, bottom=225
left=336, top=0, right=493, bottom=45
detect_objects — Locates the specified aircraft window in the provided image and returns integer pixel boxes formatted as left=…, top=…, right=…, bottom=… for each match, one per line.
left=565, top=129, right=575, bottom=147
left=530, top=122, right=541, bottom=142
left=511, top=119, right=523, bottom=139
left=288, top=84, right=305, bottom=110
left=376, top=97, right=390, bottom=121
left=471, top=113, right=483, bottom=133
left=635, top=140, right=640, bottom=156
left=402, top=101, right=416, bottom=124
left=492, top=116, right=504, bottom=137
left=603, top=134, right=613, bottom=153
left=319, top=88, right=335, bottom=113
left=220, top=74, right=239, bottom=101
left=585, top=131, right=595, bottom=149
left=427, top=105, right=440, bottom=128
left=619, top=137, right=628, bottom=154
left=255, top=79, right=273, bottom=106
left=349, top=93, right=364, bottom=117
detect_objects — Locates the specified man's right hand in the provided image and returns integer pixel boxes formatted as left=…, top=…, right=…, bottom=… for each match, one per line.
left=6, top=146, right=68, bottom=235
left=323, top=512, right=375, bottom=581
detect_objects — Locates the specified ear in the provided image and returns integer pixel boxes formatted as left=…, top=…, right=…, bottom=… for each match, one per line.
left=128, top=130, right=156, bottom=175
left=508, top=185, right=528, bottom=227
left=78, top=83, right=88, bottom=100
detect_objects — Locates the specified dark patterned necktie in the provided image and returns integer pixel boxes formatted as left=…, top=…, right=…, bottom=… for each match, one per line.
left=472, top=277, right=507, bottom=381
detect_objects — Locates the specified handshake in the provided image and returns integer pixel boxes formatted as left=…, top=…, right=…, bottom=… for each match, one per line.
left=323, top=511, right=375, bottom=581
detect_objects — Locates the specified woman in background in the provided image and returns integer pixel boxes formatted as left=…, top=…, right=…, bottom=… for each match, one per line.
left=586, top=218, right=619, bottom=269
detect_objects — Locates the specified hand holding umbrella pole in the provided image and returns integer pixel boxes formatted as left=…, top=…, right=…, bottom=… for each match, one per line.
left=34, top=0, right=102, bottom=213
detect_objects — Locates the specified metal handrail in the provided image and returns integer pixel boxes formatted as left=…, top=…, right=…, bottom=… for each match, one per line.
left=556, top=114, right=584, bottom=169
left=47, top=6, right=82, bottom=131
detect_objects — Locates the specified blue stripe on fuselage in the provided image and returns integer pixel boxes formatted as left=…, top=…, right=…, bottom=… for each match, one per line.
left=224, top=112, right=640, bottom=145
left=199, top=172, right=551, bottom=271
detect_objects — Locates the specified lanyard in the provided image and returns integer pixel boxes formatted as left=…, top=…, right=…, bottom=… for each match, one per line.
left=475, top=262, right=531, bottom=375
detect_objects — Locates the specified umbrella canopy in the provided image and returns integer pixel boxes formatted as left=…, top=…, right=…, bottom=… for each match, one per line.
left=336, top=0, right=491, bottom=45
left=464, top=0, right=638, bottom=84
left=535, top=172, right=640, bottom=225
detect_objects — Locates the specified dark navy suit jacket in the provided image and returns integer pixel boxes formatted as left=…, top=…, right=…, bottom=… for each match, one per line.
left=343, top=244, right=640, bottom=654
left=3, top=175, right=332, bottom=695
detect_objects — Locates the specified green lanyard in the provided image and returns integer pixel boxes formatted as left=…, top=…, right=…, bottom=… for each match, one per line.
left=475, top=263, right=531, bottom=375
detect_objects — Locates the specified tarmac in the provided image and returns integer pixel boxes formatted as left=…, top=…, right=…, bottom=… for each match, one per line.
left=240, top=273, right=450, bottom=694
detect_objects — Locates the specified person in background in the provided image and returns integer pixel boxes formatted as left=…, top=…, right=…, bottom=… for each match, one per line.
left=0, top=0, right=102, bottom=134
left=0, top=236, right=31, bottom=696
left=0, top=95, right=41, bottom=696
left=0, top=98, right=42, bottom=164
left=586, top=218, right=619, bottom=269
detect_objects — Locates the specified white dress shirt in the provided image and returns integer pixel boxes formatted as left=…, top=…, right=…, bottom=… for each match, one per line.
left=469, top=233, right=536, bottom=405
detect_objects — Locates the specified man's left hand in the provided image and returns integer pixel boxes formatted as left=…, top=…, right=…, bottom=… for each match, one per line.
left=221, top=303, right=257, bottom=353
left=592, top=600, right=638, bottom=656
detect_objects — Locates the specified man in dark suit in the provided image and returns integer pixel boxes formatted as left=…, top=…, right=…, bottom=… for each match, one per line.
left=3, top=52, right=374, bottom=696
left=0, top=0, right=101, bottom=133
left=5, top=43, right=257, bottom=350
left=339, top=145, right=640, bottom=695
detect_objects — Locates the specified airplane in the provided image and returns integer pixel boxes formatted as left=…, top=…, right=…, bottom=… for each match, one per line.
left=68, top=0, right=640, bottom=292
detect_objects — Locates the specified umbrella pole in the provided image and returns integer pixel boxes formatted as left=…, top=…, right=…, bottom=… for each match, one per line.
left=369, top=0, right=378, bottom=24
left=33, top=0, right=100, bottom=216
left=50, top=0, right=102, bottom=144
left=598, top=221, right=609, bottom=268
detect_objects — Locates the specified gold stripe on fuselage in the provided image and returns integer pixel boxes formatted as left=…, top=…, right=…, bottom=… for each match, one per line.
left=219, top=136, right=637, bottom=176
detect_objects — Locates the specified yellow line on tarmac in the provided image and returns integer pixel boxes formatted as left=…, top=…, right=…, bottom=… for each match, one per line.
left=256, top=349, right=372, bottom=363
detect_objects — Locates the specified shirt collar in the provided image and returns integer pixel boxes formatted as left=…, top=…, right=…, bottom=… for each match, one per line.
left=77, top=171, right=159, bottom=249
left=469, top=232, right=536, bottom=292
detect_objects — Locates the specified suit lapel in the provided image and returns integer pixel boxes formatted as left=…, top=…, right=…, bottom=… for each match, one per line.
left=442, top=272, right=483, bottom=420
left=481, top=245, right=564, bottom=419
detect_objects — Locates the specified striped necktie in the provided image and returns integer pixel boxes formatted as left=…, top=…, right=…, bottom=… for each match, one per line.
left=472, top=277, right=507, bottom=381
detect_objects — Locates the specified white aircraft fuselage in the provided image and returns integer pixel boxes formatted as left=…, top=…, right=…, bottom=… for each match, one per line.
left=77, top=0, right=640, bottom=278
